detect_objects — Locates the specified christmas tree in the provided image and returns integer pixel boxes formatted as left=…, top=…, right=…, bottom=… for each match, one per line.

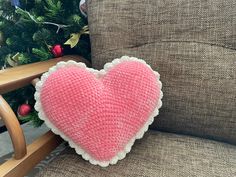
left=0, top=0, right=90, bottom=127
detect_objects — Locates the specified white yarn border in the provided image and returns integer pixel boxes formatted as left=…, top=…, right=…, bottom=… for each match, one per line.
left=34, top=56, right=163, bottom=167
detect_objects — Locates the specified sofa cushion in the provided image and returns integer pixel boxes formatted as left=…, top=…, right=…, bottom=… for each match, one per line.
left=36, top=130, right=236, bottom=177
left=87, top=0, right=236, bottom=144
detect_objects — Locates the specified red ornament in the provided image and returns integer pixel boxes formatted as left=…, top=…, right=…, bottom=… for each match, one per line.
left=18, top=104, right=32, bottom=117
left=51, top=44, right=64, bottom=58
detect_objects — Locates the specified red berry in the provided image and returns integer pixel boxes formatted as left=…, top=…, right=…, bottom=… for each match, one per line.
left=51, top=44, right=64, bottom=58
left=18, top=104, right=32, bottom=117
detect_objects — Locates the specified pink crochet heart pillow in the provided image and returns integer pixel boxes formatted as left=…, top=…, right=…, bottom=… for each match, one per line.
left=35, top=56, right=163, bottom=167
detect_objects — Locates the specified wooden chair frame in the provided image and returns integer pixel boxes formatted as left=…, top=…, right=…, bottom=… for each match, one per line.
left=0, top=55, right=90, bottom=177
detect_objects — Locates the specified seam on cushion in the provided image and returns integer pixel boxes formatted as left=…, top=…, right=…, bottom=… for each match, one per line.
left=160, top=40, right=236, bottom=51
left=94, top=40, right=236, bottom=56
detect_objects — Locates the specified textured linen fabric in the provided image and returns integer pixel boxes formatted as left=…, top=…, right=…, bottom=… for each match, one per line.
left=87, top=0, right=236, bottom=144
left=37, top=59, right=161, bottom=163
left=36, top=131, right=236, bottom=177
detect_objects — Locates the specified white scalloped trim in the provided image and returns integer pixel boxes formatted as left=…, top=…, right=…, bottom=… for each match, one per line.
left=34, top=56, right=163, bottom=167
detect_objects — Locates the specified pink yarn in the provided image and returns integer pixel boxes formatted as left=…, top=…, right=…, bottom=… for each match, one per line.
left=39, top=59, right=161, bottom=163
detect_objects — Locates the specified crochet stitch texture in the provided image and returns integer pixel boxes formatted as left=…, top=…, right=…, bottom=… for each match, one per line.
left=35, top=56, right=163, bottom=167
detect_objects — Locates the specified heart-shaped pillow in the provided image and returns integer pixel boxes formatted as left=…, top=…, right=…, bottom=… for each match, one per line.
left=35, top=56, right=163, bottom=167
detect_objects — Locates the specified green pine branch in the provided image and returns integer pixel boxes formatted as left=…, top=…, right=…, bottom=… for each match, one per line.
left=0, top=0, right=90, bottom=127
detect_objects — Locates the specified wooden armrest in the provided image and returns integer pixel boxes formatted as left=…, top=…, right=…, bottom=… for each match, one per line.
left=0, top=55, right=90, bottom=94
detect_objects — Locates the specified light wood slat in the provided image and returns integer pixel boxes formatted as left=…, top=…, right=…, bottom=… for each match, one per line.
left=0, top=55, right=90, bottom=94
left=0, top=95, right=26, bottom=159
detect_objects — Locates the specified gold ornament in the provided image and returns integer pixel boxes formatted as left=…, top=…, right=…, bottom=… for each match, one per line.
left=64, top=25, right=89, bottom=48
left=6, top=53, right=20, bottom=67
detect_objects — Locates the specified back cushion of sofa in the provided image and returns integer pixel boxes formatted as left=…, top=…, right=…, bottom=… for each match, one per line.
left=87, top=0, right=236, bottom=144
